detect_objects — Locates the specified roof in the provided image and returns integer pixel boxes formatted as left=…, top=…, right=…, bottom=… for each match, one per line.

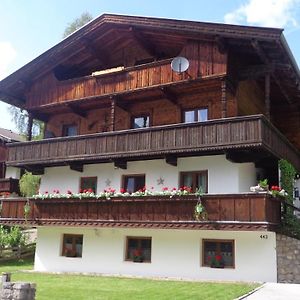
left=0, top=13, right=299, bottom=108
left=0, top=128, right=24, bottom=142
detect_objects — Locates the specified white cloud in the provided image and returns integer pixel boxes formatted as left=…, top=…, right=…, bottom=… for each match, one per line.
left=224, top=0, right=300, bottom=28
left=0, top=41, right=17, bottom=80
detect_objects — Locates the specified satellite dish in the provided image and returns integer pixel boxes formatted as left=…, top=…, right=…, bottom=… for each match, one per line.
left=171, top=57, right=189, bottom=73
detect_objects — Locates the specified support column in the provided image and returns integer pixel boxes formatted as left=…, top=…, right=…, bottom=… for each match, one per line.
left=110, top=97, right=116, bottom=131
left=221, top=80, right=227, bottom=118
left=265, top=74, right=271, bottom=120
left=27, top=113, right=33, bottom=141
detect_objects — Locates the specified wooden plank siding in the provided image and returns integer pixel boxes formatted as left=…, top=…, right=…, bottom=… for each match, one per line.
left=6, top=115, right=300, bottom=171
left=26, top=41, right=227, bottom=109
left=0, top=178, right=20, bottom=194
left=0, top=194, right=281, bottom=231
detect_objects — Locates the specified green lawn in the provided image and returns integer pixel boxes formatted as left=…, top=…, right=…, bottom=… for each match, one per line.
left=0, top=258, right=259, bottom=300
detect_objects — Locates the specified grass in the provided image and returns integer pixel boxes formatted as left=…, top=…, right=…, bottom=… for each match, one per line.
left=0, top=258, right=259, bottom=300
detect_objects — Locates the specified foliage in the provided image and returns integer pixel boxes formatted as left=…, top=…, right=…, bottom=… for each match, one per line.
left=279, top=159, right=296, bottom=205
left=63, top=12, right=93, bottom=38
left=258, top=178, right=268, bottom=190
left=0, top=225, right=8, bottom=248
left=34, top=186, right=205, bottom=200
left=278, top=159, right=299, bottom=239
left=24, top=201, right=31, bottom=222
left=8, top=106, right=44, bottom=140
left=209, top=254, right=224, bottom=268
left=6, top=226, right=27, bottom=248
left=19, top=172, right=41, bottom=197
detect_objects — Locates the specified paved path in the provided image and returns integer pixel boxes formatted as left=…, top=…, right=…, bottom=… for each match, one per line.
left=241, top=283, right=300, bottom=300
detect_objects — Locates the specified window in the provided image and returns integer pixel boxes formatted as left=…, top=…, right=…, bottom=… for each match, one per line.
left=180, top=171, right=208, bottom=193
left=80, top=177, right=97, bottom=193
left=202, top=239, right=234, bottom=268
left=126, top=237, right=152, bottom=263
left=62, top=124, right=78, bottom=137
left=62, top=234, right=83, bottom=258
left=183, top=108, right=208, bottom=123
left=123, top=174, right=145, bottom=193
left=132, top=115, right=150, bottom=129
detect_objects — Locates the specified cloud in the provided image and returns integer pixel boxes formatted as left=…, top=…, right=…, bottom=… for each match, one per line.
left=224, top=0, right=300, bottom=28
left=0, top=41, right=17, bottom=80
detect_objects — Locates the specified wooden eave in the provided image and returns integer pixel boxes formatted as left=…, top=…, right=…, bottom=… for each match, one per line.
left=0, top=14, right=299, bottom=109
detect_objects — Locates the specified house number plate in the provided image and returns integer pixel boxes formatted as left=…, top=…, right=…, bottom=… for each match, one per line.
left=260, top=234, right=268, bottom=239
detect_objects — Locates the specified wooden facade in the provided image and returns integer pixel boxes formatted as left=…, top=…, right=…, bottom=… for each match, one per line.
left=0, top=193, right=281, bottom=231
left=6, top=115, right=300, bottom=172
left=0, top=14, right=300, bottom=230
left=0, top=178, right=20, bottom=195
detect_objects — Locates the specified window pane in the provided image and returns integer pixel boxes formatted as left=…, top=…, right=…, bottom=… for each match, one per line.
left=126, top=178, right=135, bottom=193
left=182, top=174, right=193, bottom=188
left=184, top=110, right=195, bottom=123
left=75, top=237, right=83, bottom=257
left=124, top=175, right=145, bottom=193
left=63, top=235, right=83, bottom=258
left=197, top=173, right=207, bottom=193
left=198, top=109, right=208, bottom=122
left=204, top=241, right=217, bottom=265
left=133, top=116, right=149, bottom=129
left=126, top=238, right=151, bottom=262
left=221, top=242, right=233, bottom=267
left=80, top=177, right=97, bottom=193
left=135, top=176, right=145, bottom=191
left=63, top=125, right=78, bottom=136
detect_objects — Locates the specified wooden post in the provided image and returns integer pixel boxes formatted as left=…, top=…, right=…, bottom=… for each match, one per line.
left=27, top=113, right=33, bottom=141
left=265, top=74, right=271, bottom=120
left=110, top=97, right=116, bottom=132
left=221, top=80, right=227, bottom=118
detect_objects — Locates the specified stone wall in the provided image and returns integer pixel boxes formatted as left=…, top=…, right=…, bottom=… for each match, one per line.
left=277, top=234, right=300, bottom=283
left=0, top=274, right=35, bottom=300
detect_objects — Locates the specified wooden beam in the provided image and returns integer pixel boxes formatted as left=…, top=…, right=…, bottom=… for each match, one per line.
left=221, top=80, right=227, bottom=118
left=160, top=87, right=180, bottom=107
left=67, top=104, right=87, bottom=118
left=251, top=40, right=292, bottom=104
left=28, top=167, right=44, bottom=175
left=110, top=97, right=116, bottom=131
left=80, top=37, right=110, bottom=67
left=31, top=112, right=49, bottom=122
left=114, top=96, right=131, bottom=113
left=265, top=74, right=271, bottom=119
left=114, top=160, right=127, bottom=169
left=69, top=163, right=84, bottom=173
left=165, top=155, right=177, bottom=167
left=129, top=27, right=158, bottom=58
left=215, top=36, right=227, bottom=54
left=27, top=113, right=33, bottom=141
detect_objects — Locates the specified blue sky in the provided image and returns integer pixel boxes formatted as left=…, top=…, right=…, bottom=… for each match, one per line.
left=1, top=0, right=300, bottom=131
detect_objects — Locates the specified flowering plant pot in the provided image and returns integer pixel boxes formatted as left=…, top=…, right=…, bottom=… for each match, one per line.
left=208, top=254, right=224, bottom=268
left=133, top=249, right=143, bottom=263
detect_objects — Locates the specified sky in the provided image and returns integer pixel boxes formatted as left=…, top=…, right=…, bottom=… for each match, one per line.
left=0, top=0, right=300, bottom=132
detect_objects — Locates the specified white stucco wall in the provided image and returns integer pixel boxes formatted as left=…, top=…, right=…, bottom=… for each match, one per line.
left=5, top=167, right=21, bottom=179
left=35, top=226, right=277, bottom=282
left=39, top=155, right=256, bottom=195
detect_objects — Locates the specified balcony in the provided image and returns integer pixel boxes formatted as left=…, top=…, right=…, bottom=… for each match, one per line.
left=6, top=115, right=300, bottom=172
left=0, top=178, right=20, bottom=195
left=0, top=193, right=281, bottom=231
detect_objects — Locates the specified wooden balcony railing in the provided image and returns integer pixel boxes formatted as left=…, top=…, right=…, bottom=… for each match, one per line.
left=0, top=178, right=19, bottom=195
left=6, top=115, right=300, bottom=171
left=0, top=193, right=281, bottom=231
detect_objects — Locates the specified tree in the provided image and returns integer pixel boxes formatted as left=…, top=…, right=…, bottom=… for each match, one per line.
left=19, top=171, right=41, bottom=197
left=63, top=12, right=93, bottom=38
left=8, top=106, right=44, bottom=139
